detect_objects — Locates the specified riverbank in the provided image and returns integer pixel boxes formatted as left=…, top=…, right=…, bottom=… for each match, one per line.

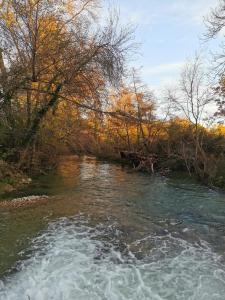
left=0, top=152, right=223, bottom=201
left=96, top=152, right=225, bottom=190
left=0, top=160, right=32, bottom=195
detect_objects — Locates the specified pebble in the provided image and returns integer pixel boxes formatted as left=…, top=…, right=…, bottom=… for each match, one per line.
left=0, top=195, right=49, bottom=208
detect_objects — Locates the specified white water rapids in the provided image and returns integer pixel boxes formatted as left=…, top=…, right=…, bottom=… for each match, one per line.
left=1, top=216, right=225, bottom=300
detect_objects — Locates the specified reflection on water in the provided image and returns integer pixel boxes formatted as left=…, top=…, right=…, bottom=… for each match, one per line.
left=0, top=156, right=225, bottom=299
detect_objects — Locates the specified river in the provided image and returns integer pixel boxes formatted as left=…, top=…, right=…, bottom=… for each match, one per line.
left=0, top=156, right=225, bottom=300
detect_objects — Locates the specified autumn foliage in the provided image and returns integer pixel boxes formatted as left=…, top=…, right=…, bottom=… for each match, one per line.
left=1, top=0, right=225, bottom=188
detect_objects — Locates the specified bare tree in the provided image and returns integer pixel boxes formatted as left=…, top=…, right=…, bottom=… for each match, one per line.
left=167, top=55, right=213, bottom=177
left=130, top=69, right=156, bottom=152
left=204, top=0, right=225, bottom=117
left=205, top=0, right=225, bottom=39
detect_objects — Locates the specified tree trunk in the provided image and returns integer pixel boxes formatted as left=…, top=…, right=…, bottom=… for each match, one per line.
left=22, top=84, right=62, bottom=148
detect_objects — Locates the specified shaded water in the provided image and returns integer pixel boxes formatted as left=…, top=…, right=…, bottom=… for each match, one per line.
left=0, top=156, right=225, bottom=299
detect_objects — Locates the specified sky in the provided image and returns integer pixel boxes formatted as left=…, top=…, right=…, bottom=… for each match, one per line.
left=109, top=0, right=221, bottom=94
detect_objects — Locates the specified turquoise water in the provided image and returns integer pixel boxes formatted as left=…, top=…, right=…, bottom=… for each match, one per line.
left=0, top=156, right=225, bottom=300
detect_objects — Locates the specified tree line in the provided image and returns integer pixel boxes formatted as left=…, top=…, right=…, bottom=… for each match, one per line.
left=1, top=0, right=225, bottom=188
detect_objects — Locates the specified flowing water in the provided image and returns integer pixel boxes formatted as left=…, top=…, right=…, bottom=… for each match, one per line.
left=0, top=156, right=225, bottom=300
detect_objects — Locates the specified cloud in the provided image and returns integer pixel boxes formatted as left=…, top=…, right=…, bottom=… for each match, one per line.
left=143, top=62, right=184, bottom=76
left=165, top=0, right=215, bottom=25
left=112, top=0, right=219, bottom=93
left=118, top=6, right=153, bottom=27
left=118, top=0, right=216, bottom=28
left=140, top=62, right=185, bottom=94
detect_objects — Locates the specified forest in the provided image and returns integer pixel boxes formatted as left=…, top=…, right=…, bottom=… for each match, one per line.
left=1, top=0, right=225, bottom=190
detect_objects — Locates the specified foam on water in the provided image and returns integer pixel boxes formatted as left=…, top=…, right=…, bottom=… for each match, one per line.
left=0, top=217, right=225, bottom=300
